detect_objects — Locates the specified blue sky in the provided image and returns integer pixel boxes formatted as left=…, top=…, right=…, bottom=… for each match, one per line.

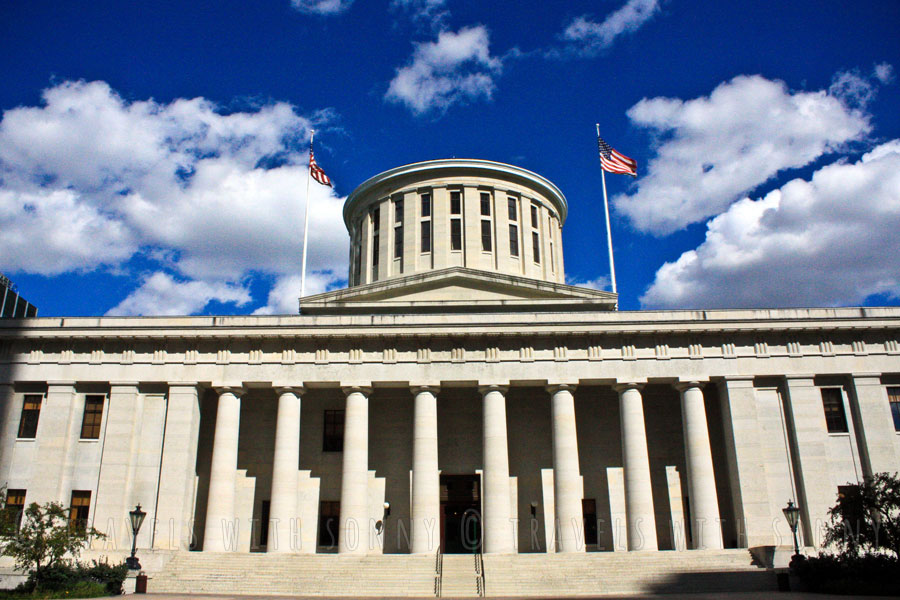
left=1, top=0, right=898, bottom=316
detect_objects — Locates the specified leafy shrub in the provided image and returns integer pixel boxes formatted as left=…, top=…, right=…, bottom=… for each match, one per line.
left=791, top=553, right=900, bottom=596
left=80, top=560, right=128, bottom=595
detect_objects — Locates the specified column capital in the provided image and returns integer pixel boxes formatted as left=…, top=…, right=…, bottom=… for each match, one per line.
left=214, top=385, right=246, bottom=397
left=784, top=374, right=816, bottom=386
left=341, top=385, right=373, bottom=396
left=167, top=381, right=199, bottom=389
left=410, top=384, right=440, bottom=395
left=851, top=373, right=883, bottom=386
left=46, top=380, right=76, bottom=388
left=109, top=381, right=140, bottom=389
left=613, top=381, right=644, bottom=393
left=273, top=385, right=306, bottom=396
left=478, top=384, right=508, bottom=395
left=674, top=380, right=706, bottom=392
left=546, top=383, right=577, bottom=394
left=719, top=375, right=755, bottom=389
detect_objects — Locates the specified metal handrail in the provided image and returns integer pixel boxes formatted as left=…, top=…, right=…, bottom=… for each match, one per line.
left=475, top=549, right=485, bottom=597
left=434, top=545, right=443, bottom=597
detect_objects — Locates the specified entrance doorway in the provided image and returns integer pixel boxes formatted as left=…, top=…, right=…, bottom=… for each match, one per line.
left=440, top=474, right=481, bottom=553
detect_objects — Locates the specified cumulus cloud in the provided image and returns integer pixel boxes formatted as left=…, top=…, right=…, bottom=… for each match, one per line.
left=615, top=74, right=872, bottom=234
left=567, top=275, right=612, bottom=292
left=385, top=25, right=502, bottom=115
left=253, top=271, right=342, bottom=314
left=390, top=0, right=449, bottom=31
left=874, top=62, right=895, bottom=84
left=641, top=140, right=900, bottom=309
left=290, top=0, right=353, bottom=15
left=107, top=272, right=251, bottom=316
left=0, top=80, right=349, bottom=315
left=560, top=0, right=661, bottom=56
left=828, top=69, right=877, bottom=107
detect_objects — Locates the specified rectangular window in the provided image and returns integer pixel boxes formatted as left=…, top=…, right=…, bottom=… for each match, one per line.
left=318, top=500, right=340, bottom=548
left=582, top=499, right=598, bottom=546
left=532, top=231, right=541, bottom=263
left=509, top=224, right=519, bottom=257
left=531, top=203, right=539, bottom=227
left=394, top=226, right=403, bottom=259
left=450, top=219, right=462, bottom=251
left=480, top=192, right=491, bottom=216
left=80, top=395, right=104, bottom=440
left=507, top=197, right=517, bottom=221
left=420, top=193, right=431, bottom=217
left=481, top=220, right=492, bottom=252
left=889, top=387, right=900, bottom=432
left=394, top=198, right=403, bottom=223
left=821, top=387, right=849, bottom=433
left=450, top=191, right=461, bottom=215
left=420, top=221, right=431, bottom=253
left=323, top=410, right=345, bottom=452
left=69, top=490, right=91, bottom=532
left=4, top=489, right=26, bottom=531
left=372, top=207, right=380, bottom=232
left=17, top=395, right=42, bottom=439
left=259, top=500, right=270, bottom=547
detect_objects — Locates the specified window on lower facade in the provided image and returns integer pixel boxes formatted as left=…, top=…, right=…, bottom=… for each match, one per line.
left=532, top=231, right=540, bottom=263
left=69, top=490, right=91, bottom=532
left=582, top=498, right=598, bottom=546
left=323, top=410, right=345, bottom=452
left=450, top=218, right=462, bottom=251
left=421, top=220, right=431, bottom=253
left=318, top=501, right=340, bottom=548
left=481, top=220, right=492, bottom=252
left=4, top=489, right=26, bottom=530
left=17, top=394, right=42, bottom=439
left=80, top=395, right=104, bottom=439
left=889, top=387, right=900, bottom=432
left=508, top=224, right=519, bottom=257
left=821, top=387, right=849, bottom=433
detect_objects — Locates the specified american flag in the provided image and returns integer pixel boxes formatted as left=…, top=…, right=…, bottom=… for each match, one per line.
left=597, top=135, right=637, bottom=177
left=309, top=148, right=332, bottom=187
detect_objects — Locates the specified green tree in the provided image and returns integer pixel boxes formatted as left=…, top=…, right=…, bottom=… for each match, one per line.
left=0, top=501, right=105, bottom=587
left=823, top=472, right=900, bottom=558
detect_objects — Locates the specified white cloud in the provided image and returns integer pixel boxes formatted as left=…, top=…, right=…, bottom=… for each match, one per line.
left=641, top=140, right=900, bottom=309
left=567, top=275, right=611, bottom=292
left=0, top=80, right=349, bottom=315
left=253, top=271, right=344, bottom=314
left=828, top=69, right=876, bottom=107
left=290, top=0, right=353, bottom=15
left=874, top=62, right=895, bottom=84
left=390, top=0, right=449, bottom=31
left=615, top=74, right=872, bottom=234
left=561, top=0, right=661, bottom=56
left=107, top=272, right=251, bottom=316
left=385, top=26, right=502, bottom=115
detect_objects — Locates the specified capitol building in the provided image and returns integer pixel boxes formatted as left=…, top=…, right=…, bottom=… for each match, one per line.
left=1, top=159, right=898, bottom=596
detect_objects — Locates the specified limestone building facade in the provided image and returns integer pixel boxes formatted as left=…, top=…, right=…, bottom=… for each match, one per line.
left=0, top=160, right=899, bottom=569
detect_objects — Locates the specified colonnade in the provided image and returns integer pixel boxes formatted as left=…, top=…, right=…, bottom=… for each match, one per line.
left=201, top=381, right=723, bottom=554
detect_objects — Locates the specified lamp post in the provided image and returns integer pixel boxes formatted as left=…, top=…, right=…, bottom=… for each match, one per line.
left=782, top=499, right=801, bottom=557
left=126, top=504, right=147, bottom=570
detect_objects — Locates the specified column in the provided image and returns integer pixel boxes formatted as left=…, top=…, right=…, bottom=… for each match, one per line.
left=268, top=386, right=304, bottom=553
left=849, top=374, right=900, bottom=476
left=410, top=385, right=440, bottom=554
left=154, top=383, right=201, bottom=550
left=0, top=383, right=19, bottom=486
left=27, top=381, right=76, bottom=504
left=548, top=384, right=585, bottom=552
left=481, top=385, right=515, bottom=554
left=676, top=381, right=723, bottom=549
left=616, top=383, right=658, bottom=551
left=338, top=386, right=371, bottom=554
left=203, top=386, right=245, bottom=552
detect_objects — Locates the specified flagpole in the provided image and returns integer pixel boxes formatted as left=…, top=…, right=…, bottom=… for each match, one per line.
left=597, top=123, right=618, bottom=298
left=300, top=130, right=314, bottom=300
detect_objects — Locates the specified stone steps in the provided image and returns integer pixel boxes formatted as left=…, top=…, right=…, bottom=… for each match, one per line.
left=438, top=554, right=481, bottom=597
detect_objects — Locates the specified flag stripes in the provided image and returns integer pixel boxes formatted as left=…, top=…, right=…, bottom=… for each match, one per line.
left=597, top=135, right=637, bottom=177
left=309, top=148, right=332, bottom=187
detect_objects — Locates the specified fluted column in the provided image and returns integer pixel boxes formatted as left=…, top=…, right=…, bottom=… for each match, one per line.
left=410, top=385, right=440, bottom=554
left=338, top=386, right=371, bottom=554
left=548, top=384, right=585, bottom=552
left=676, top=381, right=723, bottom=549
left=204, top=386, right=245, bottom=552
left=481, top=385, right=515, bottom=554
left=267, top=386, right=305, bottom=553
left=616, top=383, right=658, bottom=551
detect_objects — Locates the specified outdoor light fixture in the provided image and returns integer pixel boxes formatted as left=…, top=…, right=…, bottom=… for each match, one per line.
left=782, top=499, right=801, bottom=557
left=530, top=501, right=538, bottom=517
left=383, top=501, right=391, bottom=518
left=126, top=504, right=147, bottom=570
